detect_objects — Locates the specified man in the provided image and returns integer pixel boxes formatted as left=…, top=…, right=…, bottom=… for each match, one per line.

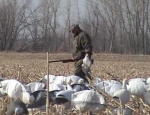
left=70, top=24, right=93, bottom=83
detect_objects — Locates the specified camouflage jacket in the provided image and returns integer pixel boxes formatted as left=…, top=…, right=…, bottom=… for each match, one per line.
left=72, top=31, right=92, bottom=60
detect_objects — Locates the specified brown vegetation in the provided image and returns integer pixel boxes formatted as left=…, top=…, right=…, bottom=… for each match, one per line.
left=1, top=52, right=150, bottom=81
left=0, top=52, right=150, bottom=114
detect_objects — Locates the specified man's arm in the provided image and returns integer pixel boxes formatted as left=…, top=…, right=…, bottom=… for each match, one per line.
left=81, top=33, right=92, bottom=58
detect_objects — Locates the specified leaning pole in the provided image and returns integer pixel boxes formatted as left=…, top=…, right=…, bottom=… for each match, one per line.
left=46, top=52, right=50, bottom=115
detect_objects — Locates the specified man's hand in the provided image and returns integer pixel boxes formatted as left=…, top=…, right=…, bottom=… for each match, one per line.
left=85, top=53, right=89, bottom=57
left=85, top=53, right=91, bottom=59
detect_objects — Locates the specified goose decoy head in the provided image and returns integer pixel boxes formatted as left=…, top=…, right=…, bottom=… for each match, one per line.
left=78, top=79, right=86, bottom=84
left=146, top=77, right=150, bottom=84
left=15, top=106, right=24, bottom=115
left=66, top=78, right=73, bottom=85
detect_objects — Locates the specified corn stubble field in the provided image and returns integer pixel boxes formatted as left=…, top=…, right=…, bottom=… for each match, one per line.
left=1, top=52, right=150, bottom=115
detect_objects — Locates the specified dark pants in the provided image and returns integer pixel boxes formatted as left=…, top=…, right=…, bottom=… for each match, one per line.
left=74, top=59, right=89, bottom=83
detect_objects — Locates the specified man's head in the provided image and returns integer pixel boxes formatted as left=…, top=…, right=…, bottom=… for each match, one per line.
left=70, top=24, right=81, bottom=35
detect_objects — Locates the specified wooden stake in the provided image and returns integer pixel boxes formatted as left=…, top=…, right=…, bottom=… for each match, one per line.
left=46, top=52, right=50, bottom=115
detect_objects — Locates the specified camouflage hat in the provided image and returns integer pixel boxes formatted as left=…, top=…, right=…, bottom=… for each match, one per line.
left=69, top=24, right=80, bottom=32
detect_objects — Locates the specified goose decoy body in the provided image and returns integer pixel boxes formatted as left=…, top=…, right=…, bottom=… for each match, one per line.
left=25, top=82, right=45, bottom=93
left=113, top=78, right=130, bottom=115
left=55, top=79, right=92, bottom=105
left=126, top=78, right=148, bottom=97
left=6, top=100, right=28, bottom=115
left=1, top=79, right=35, bottom=104
left=27, top=90, right=60, bottom=108
left=72, top=90, right=107, bottom=113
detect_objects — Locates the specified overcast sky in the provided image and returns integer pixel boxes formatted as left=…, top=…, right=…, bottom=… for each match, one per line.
left=30, top=0, right=86, bottom=25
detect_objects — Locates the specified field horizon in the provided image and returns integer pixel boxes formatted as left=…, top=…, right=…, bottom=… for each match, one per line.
left=0, top=52, right=150, bottom=83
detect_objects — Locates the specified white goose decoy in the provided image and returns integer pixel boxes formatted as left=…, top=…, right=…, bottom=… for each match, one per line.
left=68, top=79, right=92, bottom=92
left=39, top=74, right=56, bottom=84
left=82, top=55, right=92, bottom=74
left=25, top=82, right=46, bottom=93
left=145, top=77, right=150, bottom=90
left=55, top=90, right=107, bottom=114
left=143, top=77, right=150, bottom=107
left=40, top=74, right=70, bottom=85
left=67, top=75, right=85, bottom=85
left=50, top=76, right=68, bottom=85
left=103, top=79, right=122, bottom=86
left=72, top=90, right=107, bottom=114
left=143, top=77, right=150, bottom=105
left=113, top=78, right=130, bottom=115
left=55, top=78, right=106, bottom=114
left=27, top=89, right=61, bottom=109
left=95, top=78, right=121, bottom=86
left=94, top=79, right=122, bottom=95
left=126, top=77, right=148, bottom=98
left=94, top=79, right=110, bottom=90
left=54, top=78, right=74, bottom=105
left=83, top=55, right=92, bottom=69
left=143, top=90, right=150, bottom=106
left=104, top=83, right=122, bottom=97
left=41, top=74, right=86, bottom=86
left=1, top=79, right=35, bottom=104
left=125, top=77, right=150, bottom=110
left=146, top=77, right=150, bottom=84
left=48, top=83, right=66, bottom=92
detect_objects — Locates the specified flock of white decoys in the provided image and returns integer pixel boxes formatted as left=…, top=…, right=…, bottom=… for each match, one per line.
left=1, top=74, right=150, bottom=115
left=1, top=56, right=150, bottom=115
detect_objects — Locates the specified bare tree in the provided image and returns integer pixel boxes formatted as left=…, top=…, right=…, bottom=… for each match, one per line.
left=38, top=0, right=61, bottom=51
left=82, top=0, right=150, bottom=54
left=61, top=0, right=72, bottom=51
left=0, top=0, right=38, bottom=51
left=74, top=0, right=80, bottom=24
left=1, top=0, right=150, bottom=54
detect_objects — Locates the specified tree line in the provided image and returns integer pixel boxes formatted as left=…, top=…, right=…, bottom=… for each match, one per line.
left=0, top=0, right=150, bottom=54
